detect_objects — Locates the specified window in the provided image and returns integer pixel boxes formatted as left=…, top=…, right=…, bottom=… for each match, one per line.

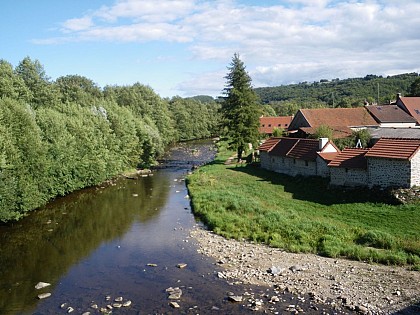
left=262, top=124, right=265, bottom=127
left=268, top=124, right=271, bottom=127
left=415, top=109, right=420, bottom=115
left=285, top=124, right=288, bottom=126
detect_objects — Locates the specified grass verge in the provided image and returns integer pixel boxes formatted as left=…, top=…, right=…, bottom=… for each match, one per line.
left=187, top=144, right=420, bottom=269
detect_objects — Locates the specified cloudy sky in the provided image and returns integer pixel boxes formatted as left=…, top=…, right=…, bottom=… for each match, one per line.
left=2, top=0, right=420, bottom=97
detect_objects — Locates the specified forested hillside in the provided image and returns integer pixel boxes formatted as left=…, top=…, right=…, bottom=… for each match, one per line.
left=255, top=73, right=419, bottom=115
left=0, top=57, right=221, bottom=222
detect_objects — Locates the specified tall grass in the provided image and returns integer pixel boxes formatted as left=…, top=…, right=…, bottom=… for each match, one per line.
left=187, top=147, right=420, bottom=269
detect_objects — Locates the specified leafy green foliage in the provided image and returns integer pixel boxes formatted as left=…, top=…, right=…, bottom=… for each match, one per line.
left=310, top=124, right=333, bottom=139
left=0, top=56, right=220, bottom=222
left=255, top=73, right=419, bottom=114
left=409, top=77, right=420, bottom=96
left=169, top=96, right=221, bottom=141
left=221, top=53, right=261, bottom=160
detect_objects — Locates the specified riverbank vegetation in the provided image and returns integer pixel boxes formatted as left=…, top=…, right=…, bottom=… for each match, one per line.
left=0, top=57, right=221, bottom=222
left=187, top=144, right=420, bottom=269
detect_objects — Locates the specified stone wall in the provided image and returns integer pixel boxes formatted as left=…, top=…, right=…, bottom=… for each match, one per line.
left=260, top=152, right=274, bottom=171
left=316, top=157, right=330, bottom=178
left=330, top=167, right=368, bottom=187
left=368, top=158, right=411, bottom=188
left=410, top=152, right=420, bottom=187
left=269, top=156, right=317, bottom=177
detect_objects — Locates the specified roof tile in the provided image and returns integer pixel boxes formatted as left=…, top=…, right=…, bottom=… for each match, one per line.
left=365, top=138, right=420, bottom=160
left=328, top=148, right=369, bottom=169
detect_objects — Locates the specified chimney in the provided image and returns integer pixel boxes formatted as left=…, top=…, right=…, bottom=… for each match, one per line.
left=319, top=137, right=328, bottom=150
left=397, top=93, right=401, bottom=100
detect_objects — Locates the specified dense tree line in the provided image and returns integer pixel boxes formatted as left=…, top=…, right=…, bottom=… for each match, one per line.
left=255, top=73, right=420, bottom=115
left=0, top=57, right=220, bottom=222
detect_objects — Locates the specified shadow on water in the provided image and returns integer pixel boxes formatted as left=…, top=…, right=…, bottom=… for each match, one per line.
left=0, top=173, right=170, bottom=314
left=228, top=164, right=398, bottom=205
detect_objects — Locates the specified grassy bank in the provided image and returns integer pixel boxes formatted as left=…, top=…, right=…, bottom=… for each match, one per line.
left=187, top=145, right=420, bottom=269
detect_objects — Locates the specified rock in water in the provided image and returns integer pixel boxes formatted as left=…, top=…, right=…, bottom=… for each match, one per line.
left=35, top=282, right=51, bottom=290
left=37, top=292, right=51, bottom=299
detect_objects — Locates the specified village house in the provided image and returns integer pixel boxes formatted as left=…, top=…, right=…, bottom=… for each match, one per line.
left=365, top=138, right=420, bottom=188
left=287, top=107, right=379, bottom=138
left=395, top=94, right=420, bottom=125
left=365, top=104, right=417, bottom=128
left=259, top=116, right=293, bottom=136
left=259, top=137, right=420, bottom=189
left=328, top=148, right=369, bottom=187
left=258, top=137, right=339, bottom=178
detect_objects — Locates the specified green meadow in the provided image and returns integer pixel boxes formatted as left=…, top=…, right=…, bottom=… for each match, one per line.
left=187, top=144, right=420, bottom=269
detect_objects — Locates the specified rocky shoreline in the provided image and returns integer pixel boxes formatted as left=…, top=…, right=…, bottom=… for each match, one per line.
left=191, top=227, right=420, bottom=314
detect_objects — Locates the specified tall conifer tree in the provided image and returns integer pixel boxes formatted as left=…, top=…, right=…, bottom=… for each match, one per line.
left=221, top=53, right=261, bottom=161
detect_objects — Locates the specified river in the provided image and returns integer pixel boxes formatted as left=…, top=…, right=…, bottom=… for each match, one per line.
left=0, top=140, right=338, bottom=314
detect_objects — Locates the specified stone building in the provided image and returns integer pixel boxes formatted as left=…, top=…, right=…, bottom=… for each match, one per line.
left=365, top=138, right=420, bottom=188
left=258, top=137, right=339, bottom=178
left=259, top=137, right=420, bottom=189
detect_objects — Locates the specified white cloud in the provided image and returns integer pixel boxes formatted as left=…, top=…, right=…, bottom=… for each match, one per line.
left=33, top=0, right=420, bottom=96
left=61, top=16, right=94, bottom=32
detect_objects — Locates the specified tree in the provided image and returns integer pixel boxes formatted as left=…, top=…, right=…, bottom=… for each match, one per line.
left=221, top=53, right=261, bottom=161
left=15, top=57, right=59, bottom=107
left=409, top=77, right=420, bottom=96
left=311, top=124, right=333, bottom=139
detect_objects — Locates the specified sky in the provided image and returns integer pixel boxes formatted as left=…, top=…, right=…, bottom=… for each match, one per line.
left=1, top=0, right=420, bottom=98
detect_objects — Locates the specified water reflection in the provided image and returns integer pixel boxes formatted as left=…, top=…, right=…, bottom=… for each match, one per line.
left=0, top=170, right=170, bottom=314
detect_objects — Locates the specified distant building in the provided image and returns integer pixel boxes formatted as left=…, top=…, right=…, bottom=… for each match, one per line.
left=259, top=116, right=293, bottom=136
left=365, top=104, right=417, bottom=128
left=395, top=94, right=420, bottom=125
left=288, top=107, right=378, bottom=138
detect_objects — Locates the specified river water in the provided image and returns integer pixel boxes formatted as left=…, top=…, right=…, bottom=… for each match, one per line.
left=0, top=140, right=336, bottom=314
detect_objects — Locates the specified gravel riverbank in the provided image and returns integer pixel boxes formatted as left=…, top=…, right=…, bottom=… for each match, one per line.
left=191, top=227, right=420, bottom=314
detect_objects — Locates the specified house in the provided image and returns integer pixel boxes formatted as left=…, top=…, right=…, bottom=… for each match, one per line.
left=259, top=116, right=293, bottom=135
left=365, top=104, right=417, bottom=128
left=260, top=136, right=420, bottom=189
left=288, top=107, right=379, bottom=138
left=365, top=138, right=420, bottom=188
left=258, top=137, right=339, bottom=177
left=329, top=149, right=369, bottom=187
left=395, top=94, right=420, bottom=125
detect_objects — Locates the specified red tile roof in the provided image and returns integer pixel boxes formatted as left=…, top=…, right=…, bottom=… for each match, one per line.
left=287, top=139, right=320, bottom=160
left=365, top=138, right=420, bottom=160
left=257, top=137, right=282, bottom=152
left=297, top=107, right=378, bottom=128
left=328, top=148, right=369, bottom=169
left=259, top=116, right=293, bottom=134
left=366, top=105, right=417, bottom=123
left=269, top=137, right=300, bottom=156
left=398, top=97, right=420, bottom=124
left=269, top=138, right=321, bottom=161
left=318, top=152, right=339, bottom=162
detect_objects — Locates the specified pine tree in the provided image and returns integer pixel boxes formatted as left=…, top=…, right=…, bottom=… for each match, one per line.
left=221, top=53, right=261, bottom=161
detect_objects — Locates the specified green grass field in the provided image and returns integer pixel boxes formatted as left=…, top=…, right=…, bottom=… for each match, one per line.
left=187, top=145, right=420, bottom=269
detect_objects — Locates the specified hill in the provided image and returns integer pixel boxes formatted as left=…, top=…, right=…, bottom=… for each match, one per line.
left=254, top=73, right=419, bottom=115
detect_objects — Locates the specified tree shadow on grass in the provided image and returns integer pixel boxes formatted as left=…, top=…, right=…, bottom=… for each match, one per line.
left=228, top=164, right=399, bottom=206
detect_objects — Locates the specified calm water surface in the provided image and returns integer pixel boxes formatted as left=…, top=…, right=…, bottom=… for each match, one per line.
left=0, top=140, right=339, bottom=315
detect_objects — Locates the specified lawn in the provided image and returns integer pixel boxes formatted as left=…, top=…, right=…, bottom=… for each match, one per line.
left=187, top=146, right=420, bottom=269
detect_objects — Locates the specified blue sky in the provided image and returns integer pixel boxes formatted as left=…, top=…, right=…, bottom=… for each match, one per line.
left=2, top=0, right=420, bottom=98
